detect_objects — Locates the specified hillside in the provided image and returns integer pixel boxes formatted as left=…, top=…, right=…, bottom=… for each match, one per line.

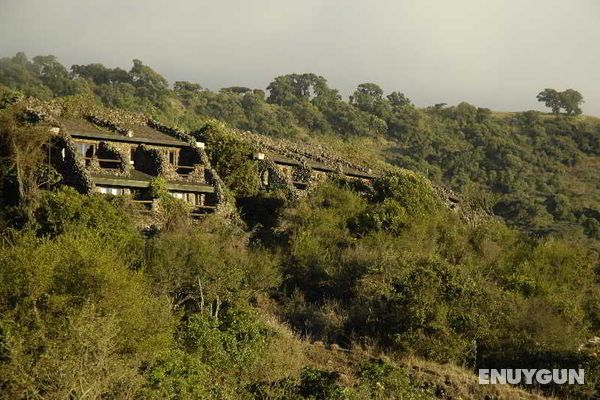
left=1, top=53, right=598, bottom=242
left=0, top=53, right=599, bottom=399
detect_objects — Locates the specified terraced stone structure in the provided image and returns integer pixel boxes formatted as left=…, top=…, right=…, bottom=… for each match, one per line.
left=193, top=123, right=379, bottom=193
left=49, top=115, right=218, bottom=216
left=24, top=100, right=462, bottom=220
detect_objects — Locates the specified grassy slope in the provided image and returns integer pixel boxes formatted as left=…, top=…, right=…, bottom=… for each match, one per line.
left=262, top=312, right=556, bottom=400
left=225, top=113, right=594, bottom=399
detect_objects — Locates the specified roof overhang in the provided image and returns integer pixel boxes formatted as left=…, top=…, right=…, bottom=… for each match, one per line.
left=91, top=176, right=214, bottom=193
left=269, top=155, right=377, bottom=180
left=70, top=131, right=189, bottom=147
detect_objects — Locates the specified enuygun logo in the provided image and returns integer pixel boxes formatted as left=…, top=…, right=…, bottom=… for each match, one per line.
left=478, top=369, right=585, bottom=385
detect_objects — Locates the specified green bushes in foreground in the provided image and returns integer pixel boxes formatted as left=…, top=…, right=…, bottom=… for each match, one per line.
left=0, top=176, right=598, bottom=398
left=278, top=179, right=599, bottom=397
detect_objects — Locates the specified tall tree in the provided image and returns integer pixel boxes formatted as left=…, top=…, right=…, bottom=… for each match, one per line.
left=174, top=81, right=203, bottom=105
left=387, top=91, right=412, bottom=109
left=71, top=63, right=131, bottom=85
left=537, top=88, right=562, bottom=115
left=0, top=53, right=53, bottom=99
left=537, top=88, right=584, bottom=116
left=31, top=55, right=76, bottom=96
left=0, top=106, right=54, bottom=215
left=560, top=89, right=584, bottom=116
left=129, top=59, right=169, bottom=104
left=267, top=73, right=330, bottom=106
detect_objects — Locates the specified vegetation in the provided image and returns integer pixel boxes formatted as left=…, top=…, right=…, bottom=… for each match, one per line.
left=0, top=52, right=599, bottom=399
left=537, top=89, right=585, bottom=116
left=1, top=53, right=597, bottom=241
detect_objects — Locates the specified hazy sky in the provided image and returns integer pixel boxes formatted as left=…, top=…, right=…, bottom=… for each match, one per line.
left=1, top=0, right=599, bottom=115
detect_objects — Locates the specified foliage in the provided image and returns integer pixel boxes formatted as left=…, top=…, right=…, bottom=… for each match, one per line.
left=297, top=368, right=346, bottom=400
left=1, top=52, right=600, bottom=399
left=277, top=180, right=599, bottom=397
left=537, top=88, right=585, bottom=116
left=2, top=52, right=595, bottom=242
left=0, top=229, right=176, bottom=398
left=143, top=215, right=281, bottom=316
left=0, top=104, right=55, bottom=221
left=196, top=120, right=262, bottom=197
left=372, top=171, right=442, bottom=216
left=35, top=186, right=139, bottom=240
left=352, top=360, right=432, bottom=400
left=148, top=176, right=168, bottom=198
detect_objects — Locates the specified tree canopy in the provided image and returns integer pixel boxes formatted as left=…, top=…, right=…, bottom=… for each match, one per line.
left=537, top=88, right=584, bottom=116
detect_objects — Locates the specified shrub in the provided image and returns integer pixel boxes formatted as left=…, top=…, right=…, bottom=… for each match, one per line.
left=35, top=186, right=138, bottom=239
left=352, top=360, right=431, bottom=400
left=372, top=171, right=442, bottom=217
left=142, top=350, right=212, bottom=399
left=144, top=216, right=280, bottom=315
left=0, top=230, right=176, bottom=398
left=197, top=120, right=262, bottom=197
left=298, top=368, right=346, bottom=400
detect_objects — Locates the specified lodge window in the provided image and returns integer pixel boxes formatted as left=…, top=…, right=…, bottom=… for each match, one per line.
left=171, top=192, right=185, bottom=200
left=97, top=186, right=128, bottom=195
left=75, top=142, right=95, bottom=166
left=169, top=192, right=202, bottom=205
left=169, top=150, right=177, bottom=165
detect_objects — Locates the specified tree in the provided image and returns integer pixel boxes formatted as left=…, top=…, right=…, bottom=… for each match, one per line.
left=31, top=55, right=76, bottom=96
left=0, top=105, right=54, bottom=216
left=561, top=89, right=584, bottom=116
left=387, top=91, right=412, bottom=109
left=0, top=53, right=53, bottom=99
left=173, top=81, right=203, bottom=105
left=129, top=59, right=169, bottom=104
left=220, top=86, right=251, bottom=95
left=267, top=73, right=330, bottom=106
left=71, top=63, right=131, bottom=85
left=537, top=88, right=584, bottom=116
left=349, top=83, right=385, bottom=115
left=537, top=88, right=562, bottom=115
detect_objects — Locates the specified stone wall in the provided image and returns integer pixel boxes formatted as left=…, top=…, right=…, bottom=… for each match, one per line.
left=49, top=134, right=94, bottom=194
left=93, top=141, right=129, bottom=175
left=147, top=119, right=231, bottom=214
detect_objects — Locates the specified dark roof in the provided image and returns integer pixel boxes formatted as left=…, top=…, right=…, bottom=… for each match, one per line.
left=267, top=152, right=377, bottom=180
left=60, top=118, right=188, bottom=147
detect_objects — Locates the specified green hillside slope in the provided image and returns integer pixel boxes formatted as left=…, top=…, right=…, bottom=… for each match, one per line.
left=0, top=53, right=599, bottom=399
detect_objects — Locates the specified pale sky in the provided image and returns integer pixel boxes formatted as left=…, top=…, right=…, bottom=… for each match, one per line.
left=1, top=0, right=599, bottom=115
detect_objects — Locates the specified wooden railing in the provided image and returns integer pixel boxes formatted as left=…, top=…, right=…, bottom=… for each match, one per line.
left=131, top=199, right=153, bottom=204
left=175, top=165, right=196, bottom=175
left=84, top=157, right=121, bottom=163
left=131, top=199, right=154, bottom=212
left=84, top=157, right=122, bottom=169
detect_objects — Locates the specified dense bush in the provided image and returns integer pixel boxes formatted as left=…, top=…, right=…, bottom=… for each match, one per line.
left=196, top=120, right=262, bottom=198
left=0, top=230, right=176, bottom=398
left=277, top=180, right=599, bottom=397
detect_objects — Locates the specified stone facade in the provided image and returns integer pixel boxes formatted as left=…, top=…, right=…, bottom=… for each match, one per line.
left=23, top=100, right=225, bottom=216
